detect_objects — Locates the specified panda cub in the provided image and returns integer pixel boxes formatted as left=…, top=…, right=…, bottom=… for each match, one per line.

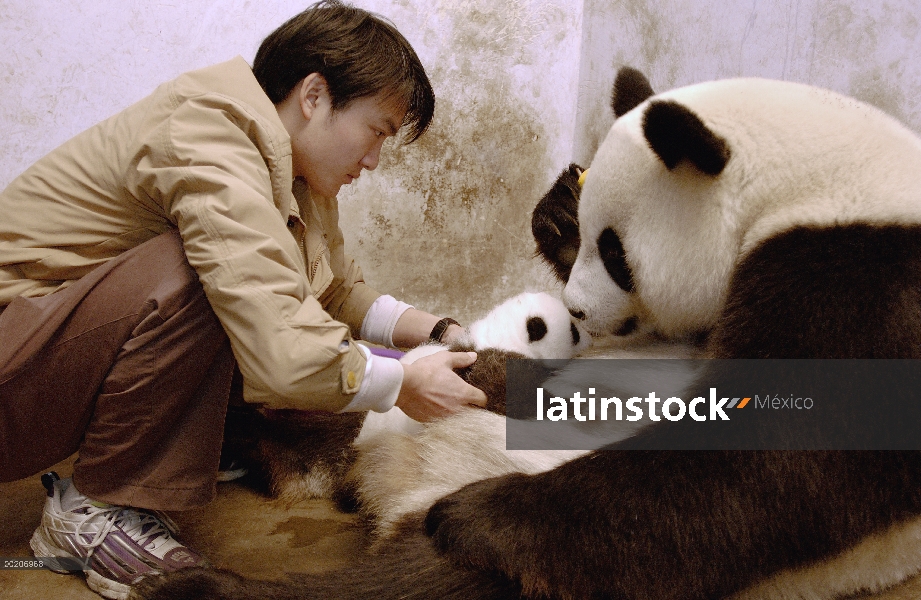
left=349, top=292, right=590, bottom=535
left=236, top=292, right=587, bottom=508
left=464, top=291, right=591, bottom=361
left=356, top=291, right=589, bottom=439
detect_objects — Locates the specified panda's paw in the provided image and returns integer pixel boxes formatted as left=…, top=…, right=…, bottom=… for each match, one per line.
left=132, top=567, right=300, bottom=600
left=132, top=568, right=242, bottom=600
left=425, top=473, right=551, bottom=593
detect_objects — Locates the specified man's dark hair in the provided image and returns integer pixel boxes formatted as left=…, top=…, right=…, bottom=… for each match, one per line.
left=253, top=0, right=435, bottom=143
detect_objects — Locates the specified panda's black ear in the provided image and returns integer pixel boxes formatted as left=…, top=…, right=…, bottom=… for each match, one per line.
left=642, top=100, right=731, bottom=175
left=612, top=67, right=655, bottom=118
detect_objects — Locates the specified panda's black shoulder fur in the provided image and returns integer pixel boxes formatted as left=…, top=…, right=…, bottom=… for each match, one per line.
left=712, top=223, right=921, bottom=359
left=613, top=223, right=921, bottom=454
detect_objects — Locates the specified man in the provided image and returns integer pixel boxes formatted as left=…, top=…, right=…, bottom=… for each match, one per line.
left=0, top=2, right=486, bottom=598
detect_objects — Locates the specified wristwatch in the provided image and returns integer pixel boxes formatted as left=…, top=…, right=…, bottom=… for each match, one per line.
left=429, top=317, right=461, bottom=343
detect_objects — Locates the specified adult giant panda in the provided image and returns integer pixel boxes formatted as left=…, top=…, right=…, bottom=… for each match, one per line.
left=135, top=69, right=921, bottom=600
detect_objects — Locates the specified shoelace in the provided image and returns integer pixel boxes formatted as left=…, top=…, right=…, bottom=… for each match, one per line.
left=73, top=502, right=180, bottom=557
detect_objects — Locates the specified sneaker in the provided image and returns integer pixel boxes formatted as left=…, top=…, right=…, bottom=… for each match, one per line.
left=29, top=472, right=208, bottom=600
left=216, top=457, right=249, bottom=482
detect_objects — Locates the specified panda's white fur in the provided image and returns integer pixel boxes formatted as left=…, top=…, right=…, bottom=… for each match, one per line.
left=727, top=515, right=921, bottom=600
left=351, top=338, right=705, bottom=538
left=463, top=291, right=591, bottom=360
left=350, top=409, right=588, bottom=538
left=565, top=77, right=921, bottom=339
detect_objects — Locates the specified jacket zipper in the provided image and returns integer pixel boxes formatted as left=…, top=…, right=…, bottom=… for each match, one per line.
left=290, top=215, right=325, bottom=287
left=311, top=254, right=322, bottom=280
left=289, top=215, right=314, bottom=279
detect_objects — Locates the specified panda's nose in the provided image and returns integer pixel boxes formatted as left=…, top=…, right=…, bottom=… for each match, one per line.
left=568, top=308, right=585, bottom=320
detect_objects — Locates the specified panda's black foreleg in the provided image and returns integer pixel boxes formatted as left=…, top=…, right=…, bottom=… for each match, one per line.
left=131, top=566, right=306, bottom=600
left=134, top=515, right=523, bottom=600
left=426, top=450, right=744, bottom=600
left=425, top=447, right=921, bottom=600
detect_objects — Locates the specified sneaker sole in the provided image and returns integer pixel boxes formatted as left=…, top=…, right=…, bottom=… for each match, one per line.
left=29, top=529, right=77, bottom=574
left=216, top=466, right=249, bottom=482
left=30, top=528, right=131, bottom=600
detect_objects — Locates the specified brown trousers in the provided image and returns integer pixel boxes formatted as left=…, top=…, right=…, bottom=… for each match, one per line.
left=0, top=230, right=234, bottom=510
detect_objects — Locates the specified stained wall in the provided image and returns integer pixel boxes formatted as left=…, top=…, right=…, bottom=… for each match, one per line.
left=573, top=1, right=921, bottom=165
left=335, top=0, right=582, bottom=320
left=1, top=0, right=919, bottom=324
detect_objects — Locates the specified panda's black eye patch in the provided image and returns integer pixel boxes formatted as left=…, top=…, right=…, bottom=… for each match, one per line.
left=526, top=317, right=548, bottom=343
left=598, top=228, right=635, bottom=292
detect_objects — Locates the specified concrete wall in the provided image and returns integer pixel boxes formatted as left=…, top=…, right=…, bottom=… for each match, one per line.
left=573, top=1, right=921, bottom=165
left=2, top=0, right=919, bottom=324
left=336, top=0, right=582, bottom=320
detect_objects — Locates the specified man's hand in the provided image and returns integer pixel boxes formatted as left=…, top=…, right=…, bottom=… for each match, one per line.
left=395, top=351, right=487, bottom=422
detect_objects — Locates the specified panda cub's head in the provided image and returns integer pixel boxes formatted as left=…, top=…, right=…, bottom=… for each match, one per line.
left=466, top=292, right=591, bottom=361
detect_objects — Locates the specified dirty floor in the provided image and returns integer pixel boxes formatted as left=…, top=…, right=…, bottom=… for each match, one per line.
left=5, top=456, right=921, bottom=600
left=0, top=455, right=366, bottom=600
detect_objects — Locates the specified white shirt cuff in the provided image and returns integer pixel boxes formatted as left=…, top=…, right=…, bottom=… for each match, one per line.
left=360, top=295, right=413, bottom=347
left=338, top=343, right=404, bottom=413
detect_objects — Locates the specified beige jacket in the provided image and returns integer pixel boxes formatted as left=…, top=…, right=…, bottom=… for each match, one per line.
left=0, top=57, right=380, bottom=411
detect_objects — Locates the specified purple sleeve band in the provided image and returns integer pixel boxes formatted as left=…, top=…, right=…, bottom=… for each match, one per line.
left=368, top=347, right=405, bottom=359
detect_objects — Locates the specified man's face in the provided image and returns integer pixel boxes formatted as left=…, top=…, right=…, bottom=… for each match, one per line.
left=292, top=86, right=406, bottom=198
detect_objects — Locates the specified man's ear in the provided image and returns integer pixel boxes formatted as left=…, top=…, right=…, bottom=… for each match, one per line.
left=298, top=73, right=328, bottom=120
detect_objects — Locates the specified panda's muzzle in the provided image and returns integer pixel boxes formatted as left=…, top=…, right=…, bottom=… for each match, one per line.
left=567, top=304, right=637, bottom=337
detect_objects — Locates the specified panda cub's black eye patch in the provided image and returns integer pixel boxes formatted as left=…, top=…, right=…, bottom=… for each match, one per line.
left=598, top=228, right=635, bottom=292
left=526, top=316, right=548, bottom=343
